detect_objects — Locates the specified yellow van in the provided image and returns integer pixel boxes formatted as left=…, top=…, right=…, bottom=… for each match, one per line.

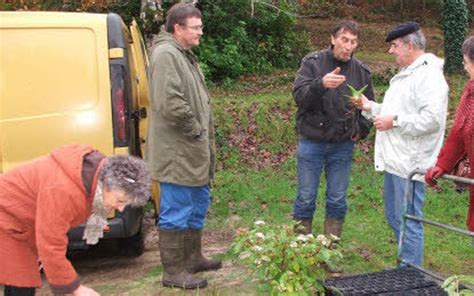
left=0, top=11, right=150, bottom=256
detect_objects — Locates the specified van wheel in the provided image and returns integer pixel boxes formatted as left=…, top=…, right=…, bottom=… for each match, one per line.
left=118, top=225, right=145, bottom=257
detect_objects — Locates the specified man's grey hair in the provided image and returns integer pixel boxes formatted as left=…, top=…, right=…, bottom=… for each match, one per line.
left=462, top=36, right=474, bottom=62
left=400, top=30, right=426, bottom=51
left=99, top=155, right=151, bottom=207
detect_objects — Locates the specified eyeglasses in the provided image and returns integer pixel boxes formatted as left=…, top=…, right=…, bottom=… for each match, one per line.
left=180, top=24, right=204, bottom=31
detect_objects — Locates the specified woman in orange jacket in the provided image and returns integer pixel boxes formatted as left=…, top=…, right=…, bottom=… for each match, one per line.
left=425, top=36, right=474, bottom=235
left=0, top=144, right=150, bottom=296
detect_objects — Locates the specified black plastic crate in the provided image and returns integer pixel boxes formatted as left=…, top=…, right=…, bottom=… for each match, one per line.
left=324, top=266, right=447, bottom=295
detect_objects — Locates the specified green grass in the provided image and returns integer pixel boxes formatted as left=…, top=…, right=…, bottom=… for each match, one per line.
left=209, top=154, right=474, bottom=277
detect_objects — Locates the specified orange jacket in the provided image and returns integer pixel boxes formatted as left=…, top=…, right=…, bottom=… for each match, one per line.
left=0, top=144, right=104, bottom=293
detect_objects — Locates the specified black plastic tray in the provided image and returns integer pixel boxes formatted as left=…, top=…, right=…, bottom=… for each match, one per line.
left=324, top=266, right=447, bottom=295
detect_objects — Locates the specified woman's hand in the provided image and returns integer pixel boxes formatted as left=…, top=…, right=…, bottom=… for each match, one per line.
left=425, top=166, right=445, bottom=186
left=72, top=285, right=100, bottom=296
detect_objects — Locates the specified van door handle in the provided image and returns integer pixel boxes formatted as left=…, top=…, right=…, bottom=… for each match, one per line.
left=132, top=107, right=147, bottom=119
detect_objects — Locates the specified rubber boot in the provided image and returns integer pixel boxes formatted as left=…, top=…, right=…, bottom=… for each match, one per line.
left=184, top=229, right=222, bottom=273
left=294, top=218, right=312, bottom=235
left=159, top=229, right=207, bottom=289
left=324, top=217, right=344, bottom=276
left=324, top=217, right=344, bottom=238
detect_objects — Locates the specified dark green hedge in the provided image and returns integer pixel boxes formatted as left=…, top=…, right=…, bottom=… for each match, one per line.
left=443, top=0, right=469, bottom=74
left=194, top=0, right=311, bottom=81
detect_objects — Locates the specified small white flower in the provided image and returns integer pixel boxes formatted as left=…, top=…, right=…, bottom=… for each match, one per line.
left=253, top=245, right=263, bottom=252
left=330, top=233, right=340, bottom=240
left=254, top=220, right=265, bottom=225
left=255, top=232, right=265, bottom=239
left=290, top=241, right=298, bottom=248
left=306, top=233, right=314, bottom=239
left=296, top=234, right=308, bottom=242
left=317, top=234, right=328, bottom=246
left=261, top=255, right=271, bottom=262
left=239, top=251, right=251, bottom=259
left=255, top=259, right=262, bottom=265
left=279, top=284, right=287, bottom=292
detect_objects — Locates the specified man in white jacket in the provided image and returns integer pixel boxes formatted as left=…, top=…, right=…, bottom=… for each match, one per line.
left=357, top=22, right=448, bottom=266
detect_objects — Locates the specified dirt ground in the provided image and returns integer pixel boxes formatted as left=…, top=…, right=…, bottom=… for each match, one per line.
left=33, top=212, right=243, bottom=295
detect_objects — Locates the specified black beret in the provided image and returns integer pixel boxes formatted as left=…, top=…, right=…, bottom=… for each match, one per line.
left=385, top=21, right=420, bottom=42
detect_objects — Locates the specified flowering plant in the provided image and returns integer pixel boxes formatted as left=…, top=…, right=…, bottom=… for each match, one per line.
left=231, top=220, right=342, bottom=295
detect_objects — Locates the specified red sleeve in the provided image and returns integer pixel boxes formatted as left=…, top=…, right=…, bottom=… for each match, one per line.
left=35, top=187, right=81, bottom=294
left=436, top=123, right=465, bottom=173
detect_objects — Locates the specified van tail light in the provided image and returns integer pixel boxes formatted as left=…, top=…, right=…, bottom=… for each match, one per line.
left=114, top=87, right=126, bottom=142
left=110, top=64, right=129, bottom=146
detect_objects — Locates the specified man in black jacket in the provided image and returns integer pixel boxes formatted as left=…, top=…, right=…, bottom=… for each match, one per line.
left=292, top=20, right=374, bottom=240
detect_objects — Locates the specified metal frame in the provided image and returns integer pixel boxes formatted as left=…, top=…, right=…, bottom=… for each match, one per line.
left=398, top=169, right=474, bottom=273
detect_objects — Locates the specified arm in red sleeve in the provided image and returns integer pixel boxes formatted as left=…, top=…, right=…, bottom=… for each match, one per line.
left=436, top=126, right=465, bottom=173
left=35, top=187, right=81, bottom=294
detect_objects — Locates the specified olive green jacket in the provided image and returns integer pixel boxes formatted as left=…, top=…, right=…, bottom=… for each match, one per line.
left=145, top=31, right=215, bottom=186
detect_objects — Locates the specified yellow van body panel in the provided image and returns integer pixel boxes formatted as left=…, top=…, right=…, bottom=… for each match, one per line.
left=1, top=12, right=113, bottom=172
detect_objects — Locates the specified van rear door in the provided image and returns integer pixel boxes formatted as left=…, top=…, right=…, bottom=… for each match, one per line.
left=107, top=15, right=149, bottom=157
left=129, top=20, right=150, bottom=157
left=0, top=12, right=113, bottom=172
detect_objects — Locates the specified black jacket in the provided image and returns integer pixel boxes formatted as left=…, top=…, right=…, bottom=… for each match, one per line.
left=294, top=48, right=374, bottom=142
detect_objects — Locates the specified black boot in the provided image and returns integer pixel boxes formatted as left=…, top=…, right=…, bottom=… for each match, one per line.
left=159, top=229, right=207, bottom=289
left=324, top=217, right=344, bottom=276
left=324, top=217, right=344, bottom=238
left=184, top=229, right=222, bottom=273
left=294, top=218, right=313, bottom=235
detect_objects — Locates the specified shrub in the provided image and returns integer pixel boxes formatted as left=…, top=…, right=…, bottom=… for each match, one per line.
left=296, top=0, right=344, bottom=19
left=231, top=220, right=342, bottom=295
left=443, top=0, right=469, bottom=74
left=197, top=22, right=249, bottom=80
left=195, top=0, right=311, bottom=81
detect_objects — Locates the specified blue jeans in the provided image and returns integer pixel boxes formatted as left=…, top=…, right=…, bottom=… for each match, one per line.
left=158, top=182, right=211, bottom=230
left=384, top=172, right=425, bottom=267
left=293, top=138, right=355, bottom=221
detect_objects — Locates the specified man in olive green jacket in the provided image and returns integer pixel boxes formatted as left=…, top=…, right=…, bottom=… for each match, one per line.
left=145, top=3, right=220, bottom=290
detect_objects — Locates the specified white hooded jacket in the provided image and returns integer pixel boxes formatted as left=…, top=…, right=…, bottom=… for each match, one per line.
left=363, top=53, right=448, bottom=181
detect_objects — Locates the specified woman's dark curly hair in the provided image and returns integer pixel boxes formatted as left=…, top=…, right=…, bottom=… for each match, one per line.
left=99, top=155, right=151, bottom=207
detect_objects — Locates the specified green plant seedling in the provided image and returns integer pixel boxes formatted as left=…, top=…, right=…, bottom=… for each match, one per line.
left=345, top=84, right=368, bottom=99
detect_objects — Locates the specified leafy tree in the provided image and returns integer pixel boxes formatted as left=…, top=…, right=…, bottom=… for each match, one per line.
left=443, top=0, right=469, bottom=74
left=192, top=0, right=310, bottom=81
